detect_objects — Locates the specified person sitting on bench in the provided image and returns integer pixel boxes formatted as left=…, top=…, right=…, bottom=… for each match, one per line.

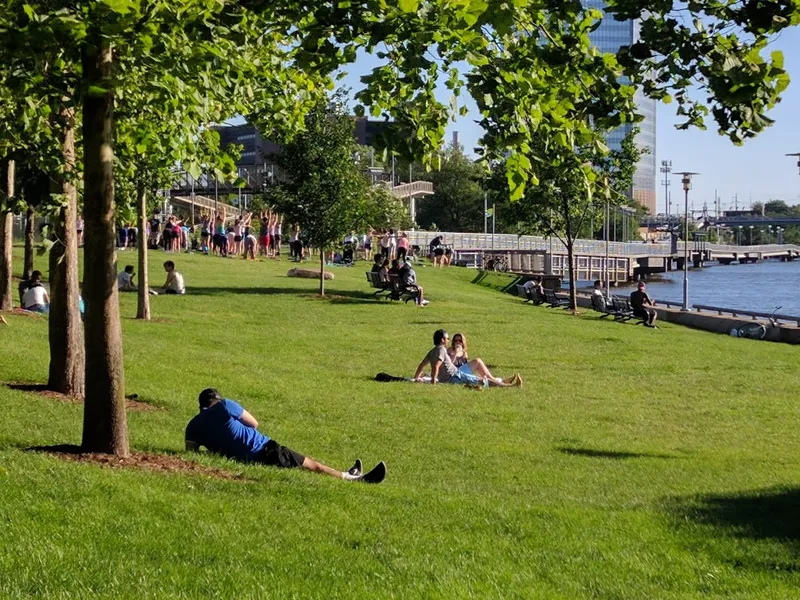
left=399, top=260, right=428, bottom=306
left=591, top=280, right=607, bottom=311
left=523, top=277, right=545, bottom=302
left=630, top=282, right=657, bottom=327
left=185, top=388, right=385, bottom=483
left=370, top=254, right=383, bottom=273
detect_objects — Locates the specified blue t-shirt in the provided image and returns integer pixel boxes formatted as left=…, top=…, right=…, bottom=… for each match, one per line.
left=185, top=399, right=270, bottom=462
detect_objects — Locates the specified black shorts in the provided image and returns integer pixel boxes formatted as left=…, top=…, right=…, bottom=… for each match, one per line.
left=433, top=247, right=444, bottom=256
left=234, top=235, right=242, bottom=242
left=254, top=440, right=305, bottom=469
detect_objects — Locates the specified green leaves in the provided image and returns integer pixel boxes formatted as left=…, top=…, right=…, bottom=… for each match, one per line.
left=398, top=0, right=419, bottom=14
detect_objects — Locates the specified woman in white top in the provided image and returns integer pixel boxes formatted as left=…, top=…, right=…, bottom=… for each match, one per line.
left=22, top=271, right=50, bottom=313
left=380, top=230, right=390, bottom=259
left=388, top=228, right=397, bottom=260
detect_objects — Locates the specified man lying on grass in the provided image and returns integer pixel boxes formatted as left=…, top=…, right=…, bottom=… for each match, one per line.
left=185, top=388, right=386, bottom=483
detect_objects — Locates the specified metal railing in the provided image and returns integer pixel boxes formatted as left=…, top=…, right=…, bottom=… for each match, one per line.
left=406, top=231, right=673, bottom=257
left=692, top=304, right=800, bottom=326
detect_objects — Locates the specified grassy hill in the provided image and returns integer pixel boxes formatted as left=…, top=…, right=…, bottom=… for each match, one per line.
left=1, top=248, right=798, bottom=598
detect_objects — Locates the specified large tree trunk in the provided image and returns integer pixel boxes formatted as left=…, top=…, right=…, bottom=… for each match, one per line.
left=0, top=160, right=15, bottom=311
left=136, top=181, right=150, bottom=320
left=48, top=108, right=85, bottom=397
left=81, top=41, right=129, bottom=456
left=23, top=205, right=35, bottom=280
left=319, top=251, right=325, bottom=296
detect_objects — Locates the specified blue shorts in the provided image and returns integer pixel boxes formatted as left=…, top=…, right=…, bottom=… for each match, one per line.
left=457, top=364, right=474, bottom=376
left=447, top=370, right=484, bottom=386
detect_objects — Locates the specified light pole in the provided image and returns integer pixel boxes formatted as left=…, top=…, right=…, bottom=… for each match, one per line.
left=676, top=172, right=699, bottom=311
left=749, top=225, right=754, bottom=245
left=660, top=160, right=672, bottom=219
left=737, top=225, right=743, bottom=246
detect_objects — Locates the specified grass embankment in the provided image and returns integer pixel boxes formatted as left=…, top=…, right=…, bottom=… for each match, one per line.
left=1, top=248, right=798, bottom=599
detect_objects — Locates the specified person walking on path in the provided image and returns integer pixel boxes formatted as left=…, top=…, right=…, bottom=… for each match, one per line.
left=185, top=388, right=386, bottom=483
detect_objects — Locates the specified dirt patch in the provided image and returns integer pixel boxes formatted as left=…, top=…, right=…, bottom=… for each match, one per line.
left=2, top=308, right=44, bottom=319
left=28, top=444, right=246, bottom=481
left=5, top=383, right=163, bottom=412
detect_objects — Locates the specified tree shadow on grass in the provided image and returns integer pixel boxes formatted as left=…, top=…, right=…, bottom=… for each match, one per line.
left=557, top=446, right=675, bottom=460
left=674, top=487, right=800, bottom=544
left=669, top=487, right=800, bottom=572
left=188, top=287, right=374, bottom=302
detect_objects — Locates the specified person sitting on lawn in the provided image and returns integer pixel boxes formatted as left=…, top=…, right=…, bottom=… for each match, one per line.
left=630, top=281, right=657, bottom=327
left=448, top=332, right=522, bottom=387
left=117, top=265, right=137, bottom=292
left=185, top=388, right=386, bottom=483
left=22, top=271, right=49, bottom=313
left=160, top=260, right=185, bottom=295
left=414, top=330, right=522, bottom=387
left=591, top=280, right=606, bottom=311
left=398, top=260, right=428, bottom=306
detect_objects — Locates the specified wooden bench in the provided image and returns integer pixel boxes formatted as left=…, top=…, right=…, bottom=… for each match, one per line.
left=608, top=296, right=647, bottom=324
left=543, top=288, right=569, bottom=309
left=515, top=284, right=532, bottom=303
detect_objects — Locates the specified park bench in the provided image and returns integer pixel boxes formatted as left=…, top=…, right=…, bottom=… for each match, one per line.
left=387, top=275, right=421, bottom=304
left=515, top=285, right=532, bottom=303
left=543, top=288, right=569, bottom=309
left=607, top=296, right=647, bottom=325
left=366, top=272, right=392, bottom=298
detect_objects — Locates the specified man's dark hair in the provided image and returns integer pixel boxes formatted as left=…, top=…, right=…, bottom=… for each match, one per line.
left=198, top=388, right=222, bottom=409
left=594, top=280, right=601, bottom=287
left=433, top=329, right=448, bottom=345
left=125, top=265, right=135, bottom=274
left=31, top=270, right=42, bottom=281
left=164, top=260, right=175, bottom=269
left=374, top=254, right=382, bottom=263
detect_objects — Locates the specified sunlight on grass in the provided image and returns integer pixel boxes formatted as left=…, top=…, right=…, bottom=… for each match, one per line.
left=1, top=248, right=799, bottom=598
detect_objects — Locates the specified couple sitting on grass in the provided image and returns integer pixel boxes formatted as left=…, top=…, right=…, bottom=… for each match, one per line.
left=414, top=329, right=523, bottom=388
left=185, top=388, right=386, bottom=483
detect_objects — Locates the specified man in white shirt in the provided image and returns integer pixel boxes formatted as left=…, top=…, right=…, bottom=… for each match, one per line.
left=117, top=265, right=137, bottom=291
left=22, top=271, right=49, bottom=313
left=161, top=260, right=185, bottom=295
left=591, top=280, right=607, bottom=311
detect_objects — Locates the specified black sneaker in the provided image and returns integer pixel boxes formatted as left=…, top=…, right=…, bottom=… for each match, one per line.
left=347, top=459, right=363, bottom=477
left=359, top=461, right=387, bottom=484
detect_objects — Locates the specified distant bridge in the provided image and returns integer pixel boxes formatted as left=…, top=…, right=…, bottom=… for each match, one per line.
left=642, top=215, right=800, bottom=228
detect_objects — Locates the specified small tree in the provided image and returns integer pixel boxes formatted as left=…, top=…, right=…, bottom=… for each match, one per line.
left=268, top=98, right=373, bottom=296
left=500, top=128, right=643, bottom=311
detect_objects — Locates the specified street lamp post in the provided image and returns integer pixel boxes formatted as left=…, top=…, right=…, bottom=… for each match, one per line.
left=737, top=225, right=743, bottom=246
left=749, top=225, right=754, bottom=245
left=676, top=172, right=699, bottom=311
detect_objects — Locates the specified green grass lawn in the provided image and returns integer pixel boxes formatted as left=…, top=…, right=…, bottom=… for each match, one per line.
left=1, top=247, right=799, bottom=599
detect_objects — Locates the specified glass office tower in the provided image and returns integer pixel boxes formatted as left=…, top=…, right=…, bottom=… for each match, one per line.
left=584, top=0, right=657, bottom=214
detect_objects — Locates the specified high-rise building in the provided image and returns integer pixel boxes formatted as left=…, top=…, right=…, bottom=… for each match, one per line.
left=584, top=0, right=657, bottom=214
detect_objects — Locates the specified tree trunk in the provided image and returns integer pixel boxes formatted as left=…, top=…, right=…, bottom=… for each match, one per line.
left=23, top=205, right=35, bottom=280
left=81, top=41, right=129, bottom=456
left=48, top=108, right=85, bottom=397
left=319, top=251, right=325, bottom=296
left=0, top=160, right=15, bottom=311
left=566, top=238, right=577, bottom=312
left=136, top=181, right=150, bottom=320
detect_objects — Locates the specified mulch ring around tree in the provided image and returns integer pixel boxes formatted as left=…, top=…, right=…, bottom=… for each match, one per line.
left=27, top=445, right=247, bottom=481
left=5, top=383, right=162, bottom=412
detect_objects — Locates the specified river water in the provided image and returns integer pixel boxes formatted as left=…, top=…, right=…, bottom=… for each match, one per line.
left=610, top=260, right=800, bottom=316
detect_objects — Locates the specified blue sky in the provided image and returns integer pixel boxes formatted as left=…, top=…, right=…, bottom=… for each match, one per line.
left=341, top=26, right=800, bottom=213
